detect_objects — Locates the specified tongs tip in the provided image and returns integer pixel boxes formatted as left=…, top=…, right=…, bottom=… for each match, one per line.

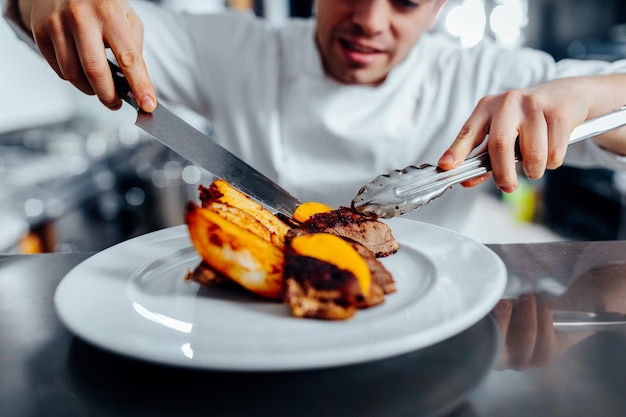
left=351, top=164, right=451, bottom=219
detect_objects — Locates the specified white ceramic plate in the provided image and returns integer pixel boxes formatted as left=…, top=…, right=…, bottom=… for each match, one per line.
left=54, top=218, right=506, bottom=371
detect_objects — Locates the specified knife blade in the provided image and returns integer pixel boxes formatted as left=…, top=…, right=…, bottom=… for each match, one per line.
left=108, top=60, right=302, bottom=217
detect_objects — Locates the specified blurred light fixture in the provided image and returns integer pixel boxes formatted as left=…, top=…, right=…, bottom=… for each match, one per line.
left=163, top=160, right=183, bottom=181
left=151, top=169, right=170, bottom=189
left=118, top=125, right=142, bottom=147
left=86, top=132, right=108, bottom=157
left=182, top=165, right=202, bottom=185
left=93, top=169, right=116, bottom=191
left=160, top=0, right=226, bottom=13
left=46, top=198, right=67, bottom=218
left=490, top=0, right=528, bottom=48
left=24, top=198, right=44, bottom=218
left=125, top=187, right=147, bottom=207
left=440, top=0, right=528, bottom=48
left=444, top=0, right=487, bottom=48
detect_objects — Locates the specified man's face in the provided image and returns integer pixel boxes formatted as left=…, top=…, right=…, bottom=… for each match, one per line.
left=315, top=0, right=446, bottom=86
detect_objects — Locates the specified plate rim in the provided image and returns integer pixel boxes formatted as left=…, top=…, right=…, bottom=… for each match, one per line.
left=54, top=218, right=507, bottom=371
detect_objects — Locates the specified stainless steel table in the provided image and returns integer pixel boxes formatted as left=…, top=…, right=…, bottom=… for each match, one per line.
left=1, top=241, right=625, bottom=417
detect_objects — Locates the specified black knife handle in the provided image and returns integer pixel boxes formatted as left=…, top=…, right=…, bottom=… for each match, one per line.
left=107, top=59, right=139, bottom=110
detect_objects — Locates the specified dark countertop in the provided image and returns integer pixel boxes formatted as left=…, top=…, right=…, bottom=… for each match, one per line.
left=1, top=240, right=625, bottom=417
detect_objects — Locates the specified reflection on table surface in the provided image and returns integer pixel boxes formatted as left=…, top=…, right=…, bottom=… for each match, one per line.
left=64, top=316, right=496, bottom=417
left=473, top=241, right=626, bottom=417
left=1, top=240, right=626, bottom=417
left=492, top=259, right=626, bottom=370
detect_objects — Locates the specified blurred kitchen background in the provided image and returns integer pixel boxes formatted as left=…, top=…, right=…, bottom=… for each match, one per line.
left=2, top=0, right=626, bottom=253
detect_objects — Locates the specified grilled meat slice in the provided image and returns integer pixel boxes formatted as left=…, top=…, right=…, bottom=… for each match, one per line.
left=185, top=261, right=235, bottom=287
left=297, top=207, right=399, bottom=257
left=348, top=239, right=396, bottom=296
left=283, top=253, right=362, bottom=320
left=283, top=231, right=394, bottom=319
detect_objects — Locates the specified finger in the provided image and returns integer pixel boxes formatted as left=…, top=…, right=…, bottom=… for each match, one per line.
left=490, top=299, right=513, bottom=370
left=33, top=33, right=64, bottom=80
left=68, top=15, right=122, bottom=110
left=31, top=10, right=67, bottom=80
left=34, top=10, right=96, bottom=96
left=460, top=172, right=491, bottom=188
left=506, top=293, right=538, bottom=370
left=528, top=305, right=556, bottom=367
left=29, top=1, right=58, bottom=76
left=518, top=108, right=548, bottom=180
left=487, top=105, right=520, bottom=193
left=439, top=107, right=490, bottom=170
left=545, top=113, right=573, bottom=170
left=105, top=14, right=156, bottom=112
left=129, top=11, right=146, bottom=51
left=111, top=47, right=156, bottom=112
left=492, top=299, right=513, bottom=340
left=52, top=29, right=96, bottom=95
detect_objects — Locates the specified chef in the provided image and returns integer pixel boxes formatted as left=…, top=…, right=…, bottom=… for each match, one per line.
left=4, top=0, right=626, bottom=233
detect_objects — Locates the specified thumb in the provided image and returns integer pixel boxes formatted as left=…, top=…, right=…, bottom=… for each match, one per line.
left=439, top=118, right=489, bottom=170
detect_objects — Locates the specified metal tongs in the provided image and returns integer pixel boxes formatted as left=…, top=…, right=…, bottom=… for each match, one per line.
left=352, top=106, right=626, bottom=218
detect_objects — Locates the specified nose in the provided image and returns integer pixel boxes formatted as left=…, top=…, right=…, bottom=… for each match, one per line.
left=351, top=0, right=390, bottom=35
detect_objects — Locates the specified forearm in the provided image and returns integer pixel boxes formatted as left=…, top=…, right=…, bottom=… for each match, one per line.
left=582, top=73, right=626, bottom=118
left=584, top=73, right=626, bottom=156
left=592, top=130, right=626, bottom=156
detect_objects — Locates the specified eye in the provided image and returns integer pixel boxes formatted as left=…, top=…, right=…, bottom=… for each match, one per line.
left=393, top=0, right=421, bottom=9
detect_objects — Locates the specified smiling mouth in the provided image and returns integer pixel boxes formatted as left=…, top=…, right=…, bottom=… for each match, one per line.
left=339, top=38, right=383, bottom=54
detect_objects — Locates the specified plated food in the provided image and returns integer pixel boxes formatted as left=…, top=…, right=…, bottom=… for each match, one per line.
left=185, top=179, right=399, bottom=320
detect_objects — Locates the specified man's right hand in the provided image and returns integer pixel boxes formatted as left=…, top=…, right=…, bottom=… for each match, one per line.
left=17, top=0, right=157, bottom=112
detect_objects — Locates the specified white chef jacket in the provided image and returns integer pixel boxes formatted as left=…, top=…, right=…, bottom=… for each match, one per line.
left=5, top=0, right=626, bottom=233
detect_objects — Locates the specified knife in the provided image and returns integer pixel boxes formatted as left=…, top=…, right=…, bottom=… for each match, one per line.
left=108, top=60, right=302, bottom=217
